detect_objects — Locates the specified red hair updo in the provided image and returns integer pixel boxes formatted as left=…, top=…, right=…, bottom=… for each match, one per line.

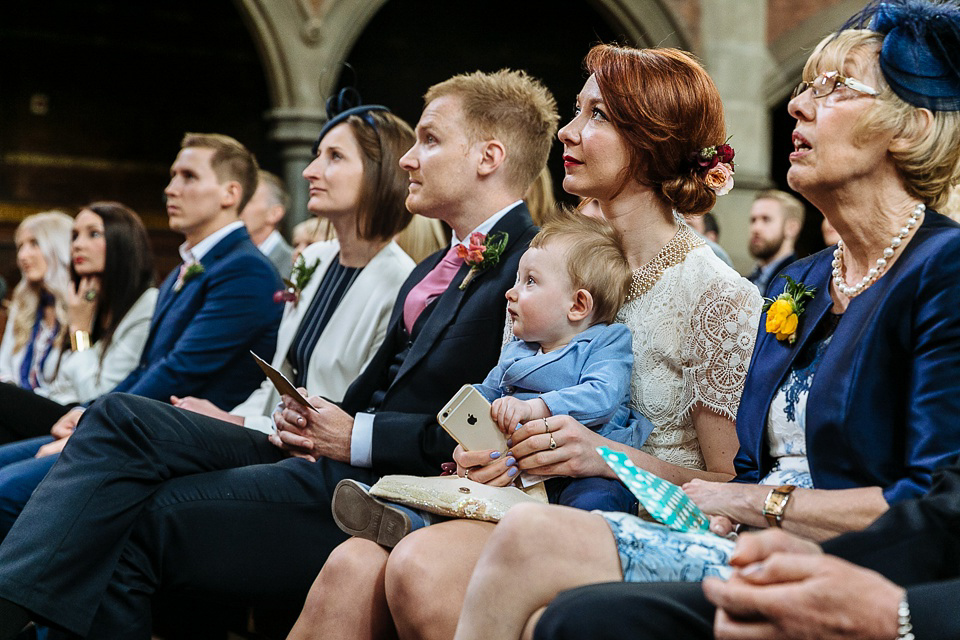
left=585, top=45, right=727, bottom=216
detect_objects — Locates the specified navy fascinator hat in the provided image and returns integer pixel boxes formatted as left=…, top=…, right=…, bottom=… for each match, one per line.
left=312, top=86, right=389, bottom=155
left=842, top=0, right=960, bottom=111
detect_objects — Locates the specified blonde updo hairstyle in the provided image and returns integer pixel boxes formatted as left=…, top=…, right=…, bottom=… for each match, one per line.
left=804, top=30, right=960, bottom=210
left=585, top=45, right=727, bottom=216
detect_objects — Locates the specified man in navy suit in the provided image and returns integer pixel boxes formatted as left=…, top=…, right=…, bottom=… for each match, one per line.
left=122, top=133, right=282, bottom=406
left=47, top=133, right=283, bottom=439
left=0, top=70, right=558, bottom=638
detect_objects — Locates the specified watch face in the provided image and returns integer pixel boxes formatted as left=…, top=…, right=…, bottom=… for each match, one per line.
left=763, top=486, right=795, bottom=524
left=768, top=493, right=788, bottom=512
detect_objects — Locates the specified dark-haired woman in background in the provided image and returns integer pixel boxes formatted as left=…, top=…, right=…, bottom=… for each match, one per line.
left=0, top=202, right=156, bottom=535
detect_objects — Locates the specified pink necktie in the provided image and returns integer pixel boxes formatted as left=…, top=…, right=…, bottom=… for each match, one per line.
left=403, top=246, right=463, bottom=334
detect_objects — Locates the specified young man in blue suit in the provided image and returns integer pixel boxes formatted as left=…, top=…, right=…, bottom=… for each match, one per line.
left=47, top=133, right=284, bottom=443
left=0, top=70, right=558, bottom=638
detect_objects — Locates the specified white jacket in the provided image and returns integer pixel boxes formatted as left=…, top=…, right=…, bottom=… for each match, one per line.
left=36, top=288, right=158, bottom=405
left=232, top=240, right=415, bottom=434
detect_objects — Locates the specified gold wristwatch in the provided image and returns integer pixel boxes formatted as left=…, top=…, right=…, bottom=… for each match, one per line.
left=762, top=484, right=796, bottom=528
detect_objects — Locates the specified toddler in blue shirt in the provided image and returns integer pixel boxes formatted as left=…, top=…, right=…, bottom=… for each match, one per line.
left=333, top=213, right=654, bottom=546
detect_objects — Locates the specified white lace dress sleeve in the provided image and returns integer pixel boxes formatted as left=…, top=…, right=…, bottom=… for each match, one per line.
left=617, top=246, right=761, bottom=471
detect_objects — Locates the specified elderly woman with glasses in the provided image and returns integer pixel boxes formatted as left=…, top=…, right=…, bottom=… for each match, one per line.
left=389, top=2, right=960, bottom=639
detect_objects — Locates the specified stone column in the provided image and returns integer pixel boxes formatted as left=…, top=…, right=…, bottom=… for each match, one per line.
left=266, top=107, right=327, bottom=237
left=700, top=0, right=773, bottom=273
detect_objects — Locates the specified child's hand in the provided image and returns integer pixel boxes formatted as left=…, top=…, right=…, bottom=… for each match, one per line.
left=491, top=397, right=536, bottom=434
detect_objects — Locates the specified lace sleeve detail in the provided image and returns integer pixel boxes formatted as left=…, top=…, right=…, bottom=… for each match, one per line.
left=680, top=270, right=762, bottom=421
left=502, top=309, right=514, bottom=346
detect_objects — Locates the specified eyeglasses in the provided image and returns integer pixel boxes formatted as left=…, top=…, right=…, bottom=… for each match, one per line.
left=791, top=71, right=879, bottom=100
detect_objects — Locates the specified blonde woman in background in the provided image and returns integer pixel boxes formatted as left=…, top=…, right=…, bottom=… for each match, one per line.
left=394, top=214, right=447, bottom=263
left=0, top=212, right=72, bottom=394
left=291, top=217, right=328, bottom=266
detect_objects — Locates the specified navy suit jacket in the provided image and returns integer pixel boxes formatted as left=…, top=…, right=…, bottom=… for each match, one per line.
left=340, top=204, right=538, bottom=477
left=733, top=211, right=960, bottom=503
left=111, top=226, right=283, bottom=409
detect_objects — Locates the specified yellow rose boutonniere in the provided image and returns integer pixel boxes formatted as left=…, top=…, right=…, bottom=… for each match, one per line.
left=762, top=275, right=816, bottom=345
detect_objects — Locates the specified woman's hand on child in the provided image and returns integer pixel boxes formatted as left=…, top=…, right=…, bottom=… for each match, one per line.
left=453, top=445, right=514, bottom=487
left=708, top=515, right=736, bottom=537
left=507, top=415, right=610, bottom=479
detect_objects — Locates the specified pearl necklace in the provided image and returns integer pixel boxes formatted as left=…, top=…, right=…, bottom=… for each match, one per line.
left=625, top=223, right=704, bottom=301
left=831, top=203, right=924, bottom=298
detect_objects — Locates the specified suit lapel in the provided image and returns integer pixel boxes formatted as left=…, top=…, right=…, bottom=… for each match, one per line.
left=391, top=204, right=533, bottom=385
left=273, top=241, right=339, bottom=367
left=142, top=226, right=250, bottom=356
left=143, top=268, right=182, bottom=355
left=391, top=261, right=472, bottom=384
left=200, top=226, right=247, bottom=266
left=751, top=253, right=833, bottom=429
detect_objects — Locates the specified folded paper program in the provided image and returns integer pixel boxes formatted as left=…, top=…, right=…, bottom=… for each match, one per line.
left=598, top=446, right=710, bottom=533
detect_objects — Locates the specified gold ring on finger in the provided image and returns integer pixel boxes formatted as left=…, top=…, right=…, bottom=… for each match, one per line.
left=464, top=468, right=470, bottom=481
left=543, top=417, right=550, bottom=433
left=549, top=434, right=558, bottom=450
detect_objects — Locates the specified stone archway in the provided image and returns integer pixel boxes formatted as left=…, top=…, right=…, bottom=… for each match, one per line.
left=233, top=0, right=391, bottom=230
left=587, top=0, right=692, bottom=49
left=232, top=0, right=690, bottom=230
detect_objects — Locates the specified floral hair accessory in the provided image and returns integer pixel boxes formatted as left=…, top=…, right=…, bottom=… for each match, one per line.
left=762, top=275, right=816, bottom=345
left=173, top=260, right=205, bottom=293
left=274, top=255, right=320, bottom=305
left=692, top=138, right=736, bottom=196
left=457, top=231, right=509, bottom=290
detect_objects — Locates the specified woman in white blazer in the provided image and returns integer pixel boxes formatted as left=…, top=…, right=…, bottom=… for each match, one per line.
left=173, top=105, right=418, bottom=433
left=0, top=202, right=156, bottom=445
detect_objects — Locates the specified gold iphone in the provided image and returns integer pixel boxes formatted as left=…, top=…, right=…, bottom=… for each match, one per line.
left=437, top=385, right=509, bottom=453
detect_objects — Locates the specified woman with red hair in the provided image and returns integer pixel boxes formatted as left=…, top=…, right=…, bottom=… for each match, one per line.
left=287, top=44, right=763, bottom=640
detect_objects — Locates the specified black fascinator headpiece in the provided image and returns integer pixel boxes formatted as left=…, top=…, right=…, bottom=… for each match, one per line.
left=842, top=0, right=960, bottom=111
left=312, top=85, right=389, bottom=155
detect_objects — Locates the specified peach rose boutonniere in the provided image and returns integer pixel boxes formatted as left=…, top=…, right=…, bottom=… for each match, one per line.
left=762, top=275, right=816, bottom=345
left=457, top=231, right=508, bottom=290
